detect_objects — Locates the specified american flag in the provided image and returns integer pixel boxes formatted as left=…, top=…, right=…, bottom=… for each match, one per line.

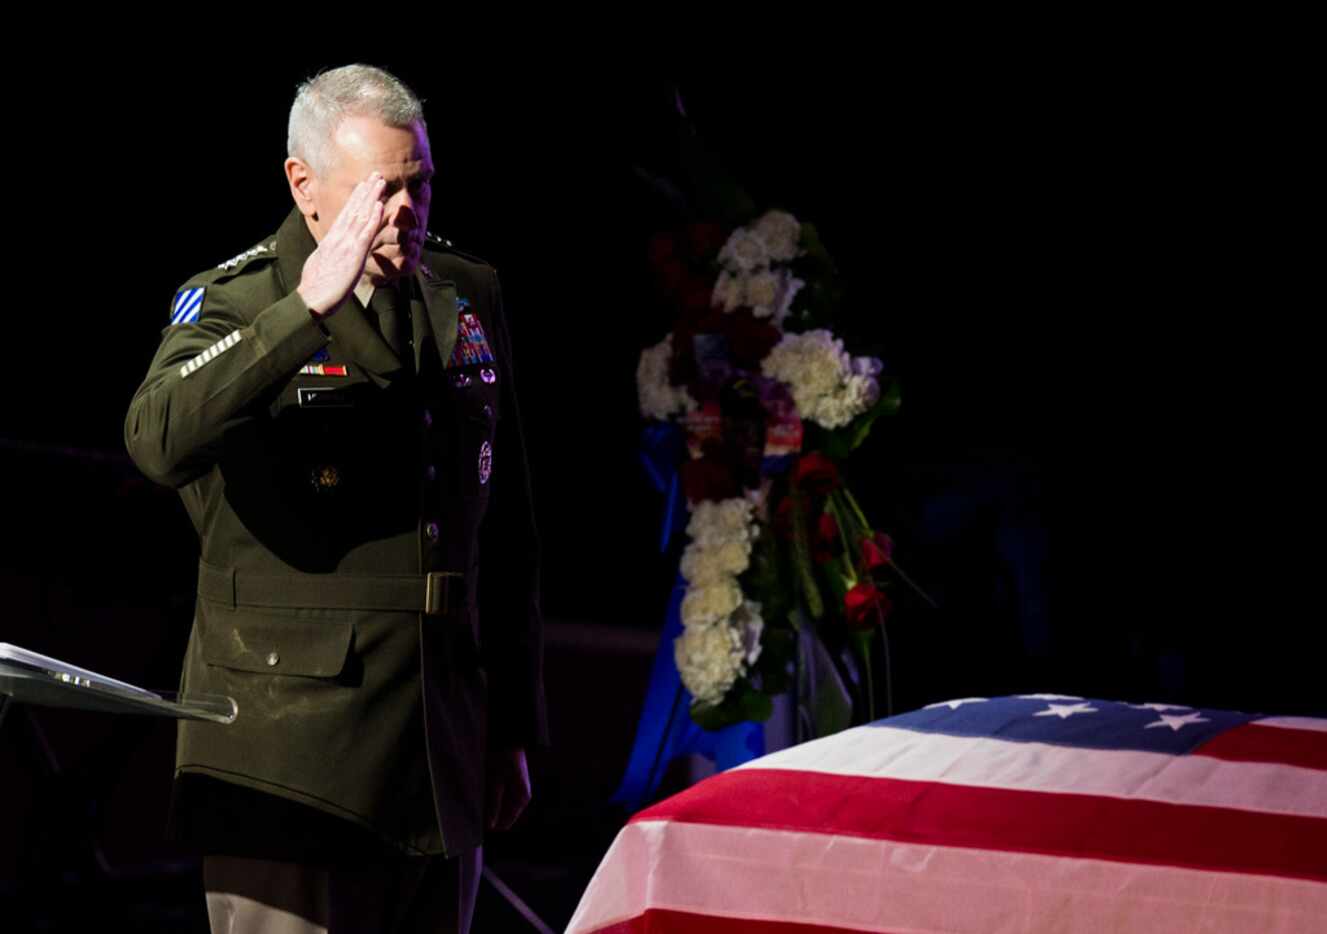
left=568, top=695, right=1327, bottom=933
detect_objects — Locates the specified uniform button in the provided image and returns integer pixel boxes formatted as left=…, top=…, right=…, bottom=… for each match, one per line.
left=425, top=465, right=437, bottom=482
left=425, top=522, right=440, bottom=541
left=266, top=652, right=280, bottom=667
left=422, top=409, right=433, bottom=428
left=483, top=403, right=493, bottom=418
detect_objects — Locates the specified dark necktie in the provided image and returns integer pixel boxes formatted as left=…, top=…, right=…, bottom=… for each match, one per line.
left=369, top=285, right=403, bottom=354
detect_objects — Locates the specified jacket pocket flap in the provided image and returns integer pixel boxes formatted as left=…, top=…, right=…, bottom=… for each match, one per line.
left=201, top=614, right=353, bottom=677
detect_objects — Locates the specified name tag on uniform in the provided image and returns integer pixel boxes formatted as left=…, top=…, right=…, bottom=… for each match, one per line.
left=297, top=387, right=355, bottom=408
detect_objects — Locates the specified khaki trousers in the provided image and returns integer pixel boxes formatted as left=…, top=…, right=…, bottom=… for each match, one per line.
left=203, top=847, right=481, bottom=934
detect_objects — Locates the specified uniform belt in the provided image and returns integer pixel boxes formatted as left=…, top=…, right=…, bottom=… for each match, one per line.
left=197, top=559, right=464, bottom=616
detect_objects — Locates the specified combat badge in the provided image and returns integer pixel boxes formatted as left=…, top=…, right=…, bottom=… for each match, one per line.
left=448, top=311, right=496, bottom=368
left=478, top=441, right=493, bottom=485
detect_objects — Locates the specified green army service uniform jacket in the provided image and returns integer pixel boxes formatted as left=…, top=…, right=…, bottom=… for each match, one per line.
left=125, top=207, right=548, bottom=860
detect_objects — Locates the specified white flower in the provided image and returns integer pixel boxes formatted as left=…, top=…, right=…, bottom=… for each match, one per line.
left=674, top=621, right=744, bottom=704
left=687, top=497, right=756, bottom=547
left=853, top=355, right=883, bottom=379
left=752, top=210, right=801, bottom=263
left=761, top=330, right=879, bottom=429
left=718, top=228, right=769, bottom=273
left=680, top=539, right=752, bottom=586
left=744, top=270, right=780, bottom=318
left=712, top=270, right=745, bottom=313
left=762, top=329, right=849, bottom=408
left=680, top=578, right=743, bottom=628
left=636, top=334, right=698, bottom=421
left=732, top=599, right=765, bottom=667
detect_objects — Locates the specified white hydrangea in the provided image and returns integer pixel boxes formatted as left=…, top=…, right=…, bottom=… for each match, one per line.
left=744, top=270, right=780, bottom=316
left=680, top=538, right=752, bottom=586
left=752, top=210, right=802, bottom=263
left=712, top=270, right=745, bottom=313
left=718, top=228, right=769, bottom=273
left=686, top=497, right=756, bottom=548
left=761, top=330, right=882, bottom=429
left=731, top=599, right=765, bottom=667
left=680, top=578, right=743, bottom=628
left=636, top=334, right=697, bottom=421
left=762, top=328, right=848, bottom=409
left=744, top=269, right=806, bottom=322
left=674, top=621, right=745, bottom=704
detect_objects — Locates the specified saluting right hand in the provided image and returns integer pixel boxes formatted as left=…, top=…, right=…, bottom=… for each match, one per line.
left=297, top=172, right=388, bottom=317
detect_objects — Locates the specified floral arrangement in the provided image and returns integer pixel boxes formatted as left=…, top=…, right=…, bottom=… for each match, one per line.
left=638, top=206, right=930, bottom=733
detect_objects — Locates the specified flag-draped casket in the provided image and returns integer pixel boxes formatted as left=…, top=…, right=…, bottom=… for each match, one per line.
left=568, top=695, right=1327, bottom=933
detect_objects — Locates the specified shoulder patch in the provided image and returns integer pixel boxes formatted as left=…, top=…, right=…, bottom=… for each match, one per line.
left=170, top=287, right=206, bottom=325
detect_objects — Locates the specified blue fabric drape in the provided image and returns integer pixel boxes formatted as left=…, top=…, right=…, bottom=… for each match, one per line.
left=610, top=425, right=765, bottom=811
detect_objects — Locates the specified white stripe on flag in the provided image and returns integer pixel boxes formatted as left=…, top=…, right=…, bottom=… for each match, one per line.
left=1259, top=716, right=1327, bottom=733
left=732, top=724, right=1327, bottom=818
left=566, top=820, right=1327, bottom=934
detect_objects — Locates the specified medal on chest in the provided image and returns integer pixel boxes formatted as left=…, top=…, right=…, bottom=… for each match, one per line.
left=449, top=311, right=496, bottom=368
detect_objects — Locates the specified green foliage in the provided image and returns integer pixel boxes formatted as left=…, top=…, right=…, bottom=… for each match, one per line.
left=817, top=380, right=903, bottom=461
left=691, top=678, right=774, bottom=730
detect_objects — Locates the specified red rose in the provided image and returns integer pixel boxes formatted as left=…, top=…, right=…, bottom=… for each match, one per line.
left=721, top=310, right=781, bottom=370
left=860, top=532, right=894, bottom=570
left=792, top=452, right=840, bottom=495
left=647, top=231, right=678, bottom=269
left=656, top=257, right=690, bottom=295
left=813, top=511, right=840, bottom=564
left=680, top=456, right=740, bottom=504
left=680, top=279, right=718, bottom=322
left=686, top=221, right=726, bottom=259
left=843, top=581, right=891, bottom=630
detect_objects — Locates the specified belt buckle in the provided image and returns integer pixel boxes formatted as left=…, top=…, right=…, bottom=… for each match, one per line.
left=425, top=572, right=450, bottom=616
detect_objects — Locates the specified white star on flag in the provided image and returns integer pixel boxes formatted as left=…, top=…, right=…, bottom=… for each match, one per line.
left=1145, top=712, right=1211, bottom=732
left=925, top=698, right=989, bottom=711
left=1019, top=694, right=1084, bottom=701
left=1130, top=703, right=1192, bottom=712
left=1035, top=703, right=1099, bottom=719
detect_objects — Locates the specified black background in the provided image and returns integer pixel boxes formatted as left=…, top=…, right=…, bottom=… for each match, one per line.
left=0, top=37, right=1318, bottom=928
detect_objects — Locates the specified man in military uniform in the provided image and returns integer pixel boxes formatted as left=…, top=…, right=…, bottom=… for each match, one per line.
left=124, top=64, right=547, bottom=933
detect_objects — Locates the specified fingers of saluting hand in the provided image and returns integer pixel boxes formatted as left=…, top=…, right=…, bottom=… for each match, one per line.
left=330, top=172, right=385, bottom=242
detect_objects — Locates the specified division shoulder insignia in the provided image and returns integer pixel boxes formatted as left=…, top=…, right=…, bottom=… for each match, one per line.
left=170, top=287, right=206, bottom=325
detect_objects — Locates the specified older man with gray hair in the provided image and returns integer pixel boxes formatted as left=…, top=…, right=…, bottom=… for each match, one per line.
left=125, top=63, right=547, bottom=933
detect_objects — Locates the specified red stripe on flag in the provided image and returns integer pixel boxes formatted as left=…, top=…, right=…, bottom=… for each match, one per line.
left=631, top=769, right=1327, bottom=882
left=588, top=908, right=887, bottom=934
left=1197, top=724, right=1327, bottom=771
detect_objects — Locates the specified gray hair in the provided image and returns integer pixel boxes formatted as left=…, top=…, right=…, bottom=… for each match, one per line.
left=288, top=64, right=426, bottom=175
